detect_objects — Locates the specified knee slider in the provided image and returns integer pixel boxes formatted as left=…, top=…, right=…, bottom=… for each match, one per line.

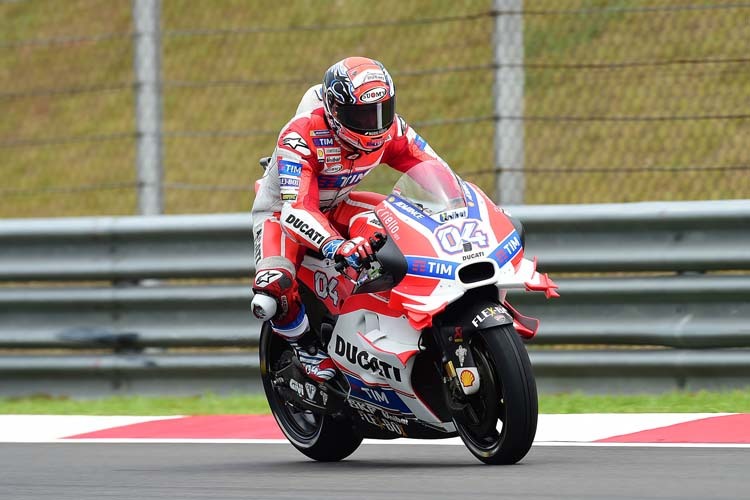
left=252, top=257, right=299, bottom=321
left=251, top=293, right=278, bottom=320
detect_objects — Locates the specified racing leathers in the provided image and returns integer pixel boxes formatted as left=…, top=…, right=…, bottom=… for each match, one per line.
left=251, top=84, right=443, bottom=382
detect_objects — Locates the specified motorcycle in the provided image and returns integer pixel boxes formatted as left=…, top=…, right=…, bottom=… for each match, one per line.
left=259, top=159, right=558, bottom=465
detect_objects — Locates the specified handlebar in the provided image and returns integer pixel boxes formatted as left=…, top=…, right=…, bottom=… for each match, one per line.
left=334, top=232, right=388, bottom=274
left=334, top=259, right=348, bottom=273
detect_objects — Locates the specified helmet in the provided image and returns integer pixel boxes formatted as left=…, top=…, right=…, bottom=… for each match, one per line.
left=322, top=57, right=396, bottom=152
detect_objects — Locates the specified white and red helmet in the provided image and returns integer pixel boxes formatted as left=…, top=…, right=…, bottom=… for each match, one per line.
left=322, top=57, right=396, bottom=152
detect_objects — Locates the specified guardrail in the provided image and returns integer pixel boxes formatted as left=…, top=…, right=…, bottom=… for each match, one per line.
left=1, top=199, right=749, bottom=396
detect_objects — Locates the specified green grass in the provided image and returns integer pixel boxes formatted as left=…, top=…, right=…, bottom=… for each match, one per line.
left=2, top=389, right=749, bottom=415
left=0, top=393, right=271, bottom=416
left=2, top=0, right=749, bottom=217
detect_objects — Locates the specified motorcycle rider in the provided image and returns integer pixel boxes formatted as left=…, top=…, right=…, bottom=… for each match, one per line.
left=250, top=56, right=444, bottom=383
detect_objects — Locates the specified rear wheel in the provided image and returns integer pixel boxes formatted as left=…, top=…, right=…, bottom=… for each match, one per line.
left=453, top=325, right=538, bottom=465
left=259, top=322, right=362, bottom=461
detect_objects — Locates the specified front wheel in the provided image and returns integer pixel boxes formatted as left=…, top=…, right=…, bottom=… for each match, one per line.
left=453, top=325, right=538, bottom=465
left=259, top=322, right=362, bottom=462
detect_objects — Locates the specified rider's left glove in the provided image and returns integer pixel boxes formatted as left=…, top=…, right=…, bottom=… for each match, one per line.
left=322, top=236, right=374, bottom=270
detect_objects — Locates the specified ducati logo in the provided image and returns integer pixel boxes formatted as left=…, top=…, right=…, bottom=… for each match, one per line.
left=284, top=214, right=327, bottom=246
left=334, top=336, right=402, bottom=382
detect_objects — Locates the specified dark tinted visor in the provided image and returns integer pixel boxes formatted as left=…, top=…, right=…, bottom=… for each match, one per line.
left=334, top=97, right=395, bottom=134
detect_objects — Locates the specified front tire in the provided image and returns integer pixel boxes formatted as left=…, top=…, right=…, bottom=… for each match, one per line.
left=453, top=325, right=538, bottom=465
left=259, top=322, right=362, bottom=462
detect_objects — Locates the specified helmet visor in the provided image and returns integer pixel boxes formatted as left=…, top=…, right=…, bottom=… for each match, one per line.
left=333, top=97, right=395, bottom=135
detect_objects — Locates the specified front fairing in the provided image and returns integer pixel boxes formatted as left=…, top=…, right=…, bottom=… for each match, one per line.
left=374, top=181, right=544, bottom=330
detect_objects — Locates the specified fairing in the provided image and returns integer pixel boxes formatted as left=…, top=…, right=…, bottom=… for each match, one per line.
left=371, top=174, right=556, bottom=331
left=293, top=161, right=558, bottom=436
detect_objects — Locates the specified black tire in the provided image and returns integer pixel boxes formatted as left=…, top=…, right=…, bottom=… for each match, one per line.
left=259, top=322, right=363, bottom=462
left=453, top=324, right=538, bottom=465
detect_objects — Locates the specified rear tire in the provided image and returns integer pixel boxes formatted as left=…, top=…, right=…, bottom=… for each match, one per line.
left=453, top=325, right=538, bottom=465
left=259, top=322, right=362, bottom=462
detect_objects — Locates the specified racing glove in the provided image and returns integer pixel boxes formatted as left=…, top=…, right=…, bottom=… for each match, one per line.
left=321, top=236, right=375, bottom=270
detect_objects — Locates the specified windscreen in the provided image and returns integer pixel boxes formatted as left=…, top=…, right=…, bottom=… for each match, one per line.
left=391, top=160, right=467, bottom=219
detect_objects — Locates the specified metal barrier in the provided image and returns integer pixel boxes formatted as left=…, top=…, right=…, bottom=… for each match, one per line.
left=0, top=213, right=252, bottom=281
left=1, top=199, right=749, bottom=395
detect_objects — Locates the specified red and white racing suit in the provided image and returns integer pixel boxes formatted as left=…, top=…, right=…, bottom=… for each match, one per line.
left=251, top=85, right=443, bottom=338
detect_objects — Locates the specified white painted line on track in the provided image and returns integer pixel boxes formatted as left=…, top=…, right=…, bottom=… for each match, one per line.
left=535, top=413, right=734, bottom=442
left=532, top=442, right=750, bottom=449
left=0, top=415, right=183, bottom=442
left=1, top=413, right=747, bottom=447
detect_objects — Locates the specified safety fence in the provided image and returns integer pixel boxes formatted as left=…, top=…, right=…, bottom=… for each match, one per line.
left=3, top=0, right=750, bottom=218
left=1, top=199, right=749, bottom=396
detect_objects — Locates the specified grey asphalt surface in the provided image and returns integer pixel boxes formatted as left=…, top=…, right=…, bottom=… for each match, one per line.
left=1, top=442, right=747, bottom=500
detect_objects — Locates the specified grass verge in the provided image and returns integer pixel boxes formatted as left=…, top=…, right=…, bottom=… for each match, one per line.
left=3, top=0, right=748, bottom=217
left=1, top=389, right=749, bottom=415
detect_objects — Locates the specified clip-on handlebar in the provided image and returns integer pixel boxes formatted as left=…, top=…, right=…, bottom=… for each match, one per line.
left=334, top=232, right=388, bottom=274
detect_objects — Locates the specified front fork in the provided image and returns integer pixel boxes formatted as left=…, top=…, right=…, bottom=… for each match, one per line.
left=429, top=324, right=484, bottom=426
left=429, top=301, right=516, bottom=414
left=432, top=325, right=481, bottom=397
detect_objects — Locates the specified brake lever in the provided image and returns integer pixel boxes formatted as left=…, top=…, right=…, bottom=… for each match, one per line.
left=369, top=232, right=387, bottom=252
left=334, top=256, right=348, bottom=274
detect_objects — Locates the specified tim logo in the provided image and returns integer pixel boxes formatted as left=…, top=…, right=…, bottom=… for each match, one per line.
left=361, top=386, right=389, bottom=404
left=406, top=257, right=457, bottom=279
left=496, top=232, right=521, bottom=259
left=318, top=172, right=366, bottom=189
left=490, top=230, right=523, bottom=267
left=313, top=137, right=335, bottom=147
left=502, top=235, right=522, bottom=255
left=410, top=259, right=427, bottom=273
left=278, top=160, right=302, bottom=176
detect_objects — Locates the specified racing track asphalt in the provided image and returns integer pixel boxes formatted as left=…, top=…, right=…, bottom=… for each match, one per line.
left=1, top=442, right=747, bottom=500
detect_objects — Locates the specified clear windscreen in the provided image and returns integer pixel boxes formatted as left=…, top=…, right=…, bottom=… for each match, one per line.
left=391, top=160, right=467, bottom=218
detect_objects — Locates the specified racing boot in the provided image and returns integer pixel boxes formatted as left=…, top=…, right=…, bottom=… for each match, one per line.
left=289, top=331, right=336, bottom=384
left=251, top=261, right=336, bottom=384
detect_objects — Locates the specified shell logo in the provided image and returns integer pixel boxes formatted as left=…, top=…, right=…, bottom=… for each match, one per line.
left=459, top=369, right=476, bottom=388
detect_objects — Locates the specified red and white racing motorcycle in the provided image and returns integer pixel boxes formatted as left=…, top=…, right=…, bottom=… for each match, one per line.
left=259, top=160, right=559, bottom=465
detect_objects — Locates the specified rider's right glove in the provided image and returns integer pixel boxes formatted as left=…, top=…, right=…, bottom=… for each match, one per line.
left=321, top=236, right=374, bottom=270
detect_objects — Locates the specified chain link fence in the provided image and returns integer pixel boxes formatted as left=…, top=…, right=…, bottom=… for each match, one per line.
left=1, top=0, right=748, bottom=217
